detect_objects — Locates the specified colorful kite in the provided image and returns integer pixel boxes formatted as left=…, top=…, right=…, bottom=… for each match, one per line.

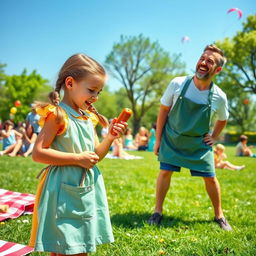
left=227, top=8, right=243, bottom=19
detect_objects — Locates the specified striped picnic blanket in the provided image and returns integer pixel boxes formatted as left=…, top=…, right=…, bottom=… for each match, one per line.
left=0, top=189, right=35, bottom=222
left=0, top=240, right=33, bottom=256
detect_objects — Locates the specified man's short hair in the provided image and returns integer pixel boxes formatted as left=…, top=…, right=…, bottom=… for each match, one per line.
left=204, top=44, right=227, bottom=67
left=240, top=135, right=248, bottom=142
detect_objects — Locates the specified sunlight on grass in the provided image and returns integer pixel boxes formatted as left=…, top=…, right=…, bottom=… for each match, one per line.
left=0, top=147, right=255, bottom=255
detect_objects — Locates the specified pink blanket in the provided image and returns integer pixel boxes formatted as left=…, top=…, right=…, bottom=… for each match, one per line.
left=0, top=240, right=34, bottom=256
left=0, top=189, right=35, bottom=222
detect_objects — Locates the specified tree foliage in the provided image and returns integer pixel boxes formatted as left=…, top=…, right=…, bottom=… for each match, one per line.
left=94, top=85, right=118, bottom=120
left=216, top=15, right=256, bottom=93
left=105, top=34, right=186, bottom=134
left=0, top=64, right=7, bottom=86
left=0, top=68, right=51, bottom=123
left=215, top=15, right=256, bottom=132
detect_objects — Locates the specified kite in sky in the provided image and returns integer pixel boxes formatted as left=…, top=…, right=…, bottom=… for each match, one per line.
left=181, top=36, right=190, bottom=43
left=227, top=8, right=243, bottom=19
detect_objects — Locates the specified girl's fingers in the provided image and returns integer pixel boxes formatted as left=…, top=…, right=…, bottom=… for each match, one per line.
left=110, top=121, right=128, bottom=138
left=89, top=152, right=99, bottom=160
left=113, top=123, right=127, bottom=132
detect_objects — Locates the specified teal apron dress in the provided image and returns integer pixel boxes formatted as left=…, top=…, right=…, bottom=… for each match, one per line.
left=158, top=77, right=215, bottom=176
left=30, top=102, right=114, bottom=254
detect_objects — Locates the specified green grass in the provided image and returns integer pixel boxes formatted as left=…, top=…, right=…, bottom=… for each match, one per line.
left=0, top=146, right=256, bottom=255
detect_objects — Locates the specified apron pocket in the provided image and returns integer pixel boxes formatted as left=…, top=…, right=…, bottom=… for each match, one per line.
left=57, top=183, right=94, bottom=220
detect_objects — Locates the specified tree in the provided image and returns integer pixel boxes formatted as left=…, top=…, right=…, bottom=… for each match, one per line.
left=216, top=15, right=256, bottom=93
left=215, top=15, right=256, bottom=132
left=94, top=85, right=118, bottom=119
left=114, top=87, right=131, bottom=111
left=0, top=69, right=51, bottom=123
left=0, top=64, right=7, bottom=122
left=105, top=34, right=186, bottom=134
left=0, top=63, right=6, bottom=86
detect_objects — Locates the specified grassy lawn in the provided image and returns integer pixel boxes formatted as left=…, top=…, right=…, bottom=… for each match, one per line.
left=0, top=146, right=255, bottom=255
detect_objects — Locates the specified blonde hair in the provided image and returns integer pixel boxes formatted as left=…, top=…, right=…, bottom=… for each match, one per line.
left=37, top=54, right=108, bottom=127
left=215, top=144, right=225, bottom=151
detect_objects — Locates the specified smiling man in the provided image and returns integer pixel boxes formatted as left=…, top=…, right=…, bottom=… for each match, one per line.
left=148, top=45, right=232, bottom=231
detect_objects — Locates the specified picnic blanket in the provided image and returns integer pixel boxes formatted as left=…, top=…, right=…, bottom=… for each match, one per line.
left=0, top=189, right=35, bottom=222
left=0, top=240, right=33, bottom=256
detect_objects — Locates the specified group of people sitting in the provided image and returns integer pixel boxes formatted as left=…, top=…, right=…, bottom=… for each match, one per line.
left=214, top=134, right=255, bottom=171
left=1, top=111, right=254, bottom=165
left=101, top=125, right=156, bottom=159
left=0, top=120, right=37, bottom=157
left=0, top=106, right=41, bottom=157
left=123, top=126, right=156, bottom=151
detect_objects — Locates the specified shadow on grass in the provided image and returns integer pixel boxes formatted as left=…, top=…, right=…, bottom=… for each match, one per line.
left=111, top=212, right=213, bottom=229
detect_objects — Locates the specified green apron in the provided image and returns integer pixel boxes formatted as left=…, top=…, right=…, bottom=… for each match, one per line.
left=158, top=77, right=215, bottom=174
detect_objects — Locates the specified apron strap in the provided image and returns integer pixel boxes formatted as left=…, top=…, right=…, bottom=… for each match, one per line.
left=180, top=76, right=193, bottom=97
left=36, top=165, right=51, bottom=179
left=79, top=169, right=89, bottom=187
left=207, top=82, right=214, bottom=105
left=180, top=76, right=214, bottom=106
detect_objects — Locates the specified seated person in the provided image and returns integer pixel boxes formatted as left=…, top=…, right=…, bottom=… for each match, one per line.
left=123, top=128, right=137, bottom=150
left=148, top=123, right=156, bottom=152
left=20, top=125, right=38, bottom=157
left=109, top=137, right=141, bottom=160
left=214, top=144, right=245, bottom=171
left=236, top=135, right=256, bottom=157
left=135, top=126, right=149, bottom=151
left=0, top=120, right=22, bottom=157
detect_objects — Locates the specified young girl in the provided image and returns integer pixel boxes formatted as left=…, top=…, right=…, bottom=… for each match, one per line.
left=214, top=144, right=245, bottom=171
left=0, top=120, right=22, bottom=156
left=135, top=126, right=149, bottom=151
left=123, top=128, right=137, bottom=150
left=29, top=54, right=128, bottom=256
left=20, top=125, right=37, bottom=157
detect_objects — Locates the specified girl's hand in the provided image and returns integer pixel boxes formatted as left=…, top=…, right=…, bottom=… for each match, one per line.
left=108, top=119, right=128, bottom=139
left=77, top=151, right=99, bottom=169
left=203, top=133, right=215, bottom=146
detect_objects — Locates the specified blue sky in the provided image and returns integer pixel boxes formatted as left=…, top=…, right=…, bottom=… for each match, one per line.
left=1, top=0, right=255, bottom=91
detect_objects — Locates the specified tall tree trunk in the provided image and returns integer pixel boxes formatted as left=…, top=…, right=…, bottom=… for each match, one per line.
left=132, top=117, right=141, bottom=136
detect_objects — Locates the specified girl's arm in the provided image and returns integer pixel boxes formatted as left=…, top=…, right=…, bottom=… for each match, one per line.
left=14, top=130, right=22, bottom=138
left=95, top=120, right=127, bottom=161
left=32, top=113, right=99, bottom=169
left=1, top=128, right=13, bottom=138
left=25, top=132, right=37, bottom=144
